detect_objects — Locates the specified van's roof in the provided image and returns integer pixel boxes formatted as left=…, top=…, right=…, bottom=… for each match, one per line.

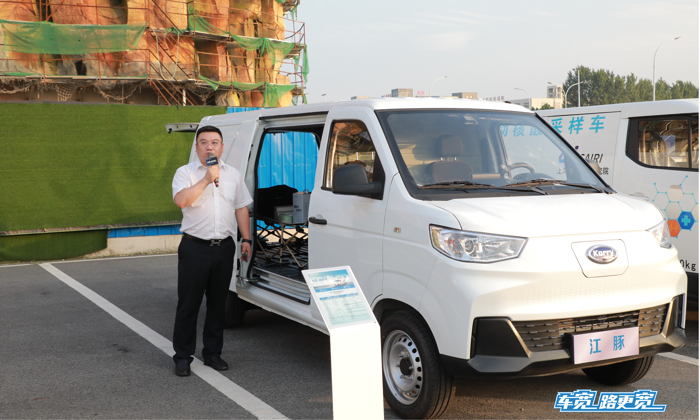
left=536, top=98, right=698, bottom=119
left=199, top=97, right=533, bottom=125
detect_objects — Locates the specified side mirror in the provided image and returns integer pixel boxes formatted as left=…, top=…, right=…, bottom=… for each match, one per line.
left=586, top=159, right=602, bottom=175
left=332, top=164, right=383, bottom=198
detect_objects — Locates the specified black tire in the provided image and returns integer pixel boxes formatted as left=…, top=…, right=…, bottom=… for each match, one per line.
left=582, top=355, right=655, bottom=386
left=381, top=311, right=455, bottom=419
left=224, top=290, right=247, bottom=328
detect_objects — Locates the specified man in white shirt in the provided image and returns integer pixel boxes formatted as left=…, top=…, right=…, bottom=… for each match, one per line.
left=171, top=125, right=253, bottom=377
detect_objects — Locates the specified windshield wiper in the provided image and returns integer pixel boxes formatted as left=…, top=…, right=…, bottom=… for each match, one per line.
left=504, top=179, right=608, bottom=193
left=418, top=181, right=547, bottom=195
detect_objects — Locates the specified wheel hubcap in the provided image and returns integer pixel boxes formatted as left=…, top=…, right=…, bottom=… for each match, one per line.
left=383, top=330, right=424, bottom=405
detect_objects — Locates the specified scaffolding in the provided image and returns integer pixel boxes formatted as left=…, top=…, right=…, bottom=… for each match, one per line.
left=0, top=0, right=306, bottom=106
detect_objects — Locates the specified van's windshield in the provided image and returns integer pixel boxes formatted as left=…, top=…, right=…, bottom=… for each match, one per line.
left=377, top=110, right=609, bottom=199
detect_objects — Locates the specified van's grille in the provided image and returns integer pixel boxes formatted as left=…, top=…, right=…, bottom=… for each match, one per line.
left=512, top=304, right=668, bottom=352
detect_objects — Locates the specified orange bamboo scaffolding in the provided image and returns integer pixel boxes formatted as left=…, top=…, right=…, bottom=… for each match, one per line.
left=0, top=0, right=305, bottom=106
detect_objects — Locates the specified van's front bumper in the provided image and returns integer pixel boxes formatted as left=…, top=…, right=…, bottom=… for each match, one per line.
left=441, top=295, right=685, bottom=378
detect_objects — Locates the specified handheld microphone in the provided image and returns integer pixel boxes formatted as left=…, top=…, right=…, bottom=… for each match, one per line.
left=206, top=153, right=219, bottom=187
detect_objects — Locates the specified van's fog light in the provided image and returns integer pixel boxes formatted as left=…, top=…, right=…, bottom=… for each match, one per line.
left=430, top=225, right=527, bottom=262
left=647, top=221, right=673, bottom=249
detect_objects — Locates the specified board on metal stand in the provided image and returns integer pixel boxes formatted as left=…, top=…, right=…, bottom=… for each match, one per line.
left=302, top=266, right=383, bottom=420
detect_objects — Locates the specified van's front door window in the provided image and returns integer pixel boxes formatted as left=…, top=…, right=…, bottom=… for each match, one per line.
left=323, top=121, right=380, bottom=190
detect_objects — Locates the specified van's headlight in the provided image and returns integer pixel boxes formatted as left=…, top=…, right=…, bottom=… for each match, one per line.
left=430, top=225, right=527, bottom=263
left=647, top=220, right=673, bottom=249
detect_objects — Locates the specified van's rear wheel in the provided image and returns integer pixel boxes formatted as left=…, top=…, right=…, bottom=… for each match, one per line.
left=582, top=355, right=655, bottom=386
left=224, top=291, right=247, bottom=328
left=381, top=311, right=455, bottom=419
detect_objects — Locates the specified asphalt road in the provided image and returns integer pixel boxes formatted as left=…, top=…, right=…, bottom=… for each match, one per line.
left=1, top=254, right=697, bottom=419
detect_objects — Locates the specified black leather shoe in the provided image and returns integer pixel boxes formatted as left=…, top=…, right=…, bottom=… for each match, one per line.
left=203, top=355, right=228, bottom=371
left=175, top=359, right=191, bottom=377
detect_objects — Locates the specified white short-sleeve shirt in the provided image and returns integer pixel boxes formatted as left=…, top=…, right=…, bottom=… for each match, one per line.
left=172, top=159, right=253, bottom=240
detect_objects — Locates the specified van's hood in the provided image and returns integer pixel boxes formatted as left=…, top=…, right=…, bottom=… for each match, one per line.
left=431, top=193, right=663, bottom=238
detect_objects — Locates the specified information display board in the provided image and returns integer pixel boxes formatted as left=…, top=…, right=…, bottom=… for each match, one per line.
left=303, top=266, right=383, bottom=419
left=303, top=266, right=376, bottom=330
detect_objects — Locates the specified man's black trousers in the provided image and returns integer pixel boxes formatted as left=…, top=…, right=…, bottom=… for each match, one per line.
left=173, top=237, right=235, bottom=363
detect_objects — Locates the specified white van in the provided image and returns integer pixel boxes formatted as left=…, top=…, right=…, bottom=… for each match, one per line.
left=538, top=100, right=698, bottom=301
left=179, top=99, right=686, bottom=419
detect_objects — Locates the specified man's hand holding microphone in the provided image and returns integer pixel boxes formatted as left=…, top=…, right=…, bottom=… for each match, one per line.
left=205, top=153, right=220, bottom=187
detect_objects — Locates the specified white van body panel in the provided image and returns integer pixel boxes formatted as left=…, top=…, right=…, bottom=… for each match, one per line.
left=431, top=193, right=661, bottom=238
left=422, top=228, right=685, bottom=359
left=538, top=100, right=698, bottom=278
left=382, top=174, right=460, bottom=311
left=420, top=192, right=683, bottom=359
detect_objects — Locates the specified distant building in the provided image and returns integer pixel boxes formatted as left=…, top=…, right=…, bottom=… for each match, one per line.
left=387, top=89, right=484, bottom=100
left=510, top=84, right=564, bottom=110
left=548, top=84, right=563, bottom=102
left=452, top=92, right=478, bottom=99
left=391, top=88, right=414, bottom=97
left=351, top=96, right=371, bottom=100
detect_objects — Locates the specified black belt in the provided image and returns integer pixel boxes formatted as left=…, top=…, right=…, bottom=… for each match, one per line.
left=183, top=233, right=233, bottom=247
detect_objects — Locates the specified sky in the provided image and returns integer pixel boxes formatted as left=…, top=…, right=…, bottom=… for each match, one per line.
left=293, top=0, right=699, bottom=103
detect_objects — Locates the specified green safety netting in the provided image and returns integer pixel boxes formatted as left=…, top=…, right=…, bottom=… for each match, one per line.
left=167, top=5, right=306, bottom=81
left=187, top=4, right=228, bottom=35
left=0, top=71, right=36, bottom=77
left=187, top=5, right=296, bottom=67
left=229, top=35, right=294, bottom=67
left=293, top=45, right=308, bottom=83
left=200, top=75, right=295, bottom=107
left=0, top=19, right=147, bottom=55
left=291, top=92, right=306, bottom=106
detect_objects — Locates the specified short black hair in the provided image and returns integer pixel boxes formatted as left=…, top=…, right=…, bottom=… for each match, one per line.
left=196, top=125, right=223, bottom=142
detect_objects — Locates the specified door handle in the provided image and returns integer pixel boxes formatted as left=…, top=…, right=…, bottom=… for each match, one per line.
left=309, top=217, right=327, bottom=225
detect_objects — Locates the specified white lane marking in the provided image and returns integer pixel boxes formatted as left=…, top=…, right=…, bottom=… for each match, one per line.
left=0, top=263, right=32, bottom=268
left=51, top=254, right=177, bottom=264
left=658, top=352, right=699, bottom=366
left=39, top=263, right=288, bottom=420
left=0, top=254, right=177, bottom=269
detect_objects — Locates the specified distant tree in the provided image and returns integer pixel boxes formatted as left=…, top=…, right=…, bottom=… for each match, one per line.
left=532, top=103, right=554, bottom=111
left=655, top=78, right=672, bottom=100
left=670, top=80, right=698, bottom=99
left=562, top=66, right=698, bottom=106
left=638, top=79, right=653, bottom=102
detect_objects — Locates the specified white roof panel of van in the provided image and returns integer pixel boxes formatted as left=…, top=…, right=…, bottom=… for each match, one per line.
left=536, top=98, right=698, bottom=119
left=198, top=98, right=532, bottom=126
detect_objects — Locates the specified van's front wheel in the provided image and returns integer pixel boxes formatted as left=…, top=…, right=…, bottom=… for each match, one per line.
left=381, top=311, right=455, bottom=419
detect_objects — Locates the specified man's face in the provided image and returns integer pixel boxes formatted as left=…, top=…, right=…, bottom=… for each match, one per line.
left=196, top=131, right=224, bottom=166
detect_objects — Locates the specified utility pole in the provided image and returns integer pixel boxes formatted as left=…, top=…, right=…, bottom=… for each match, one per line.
left=577, top=67, right=580, bottom=108
left=653, top=37, right=681, bottom=101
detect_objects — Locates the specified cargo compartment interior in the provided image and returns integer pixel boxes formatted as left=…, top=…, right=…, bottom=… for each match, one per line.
left=250, top=126, right=322, bottom=286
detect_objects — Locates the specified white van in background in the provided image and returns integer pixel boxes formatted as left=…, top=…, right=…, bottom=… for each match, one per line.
left=175, top=99, right=687, bottom=419
left=538, top=100, right=698, bottom=300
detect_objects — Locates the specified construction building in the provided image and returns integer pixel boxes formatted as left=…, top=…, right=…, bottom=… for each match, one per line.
left=0, top=0, right=307, bottom=107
